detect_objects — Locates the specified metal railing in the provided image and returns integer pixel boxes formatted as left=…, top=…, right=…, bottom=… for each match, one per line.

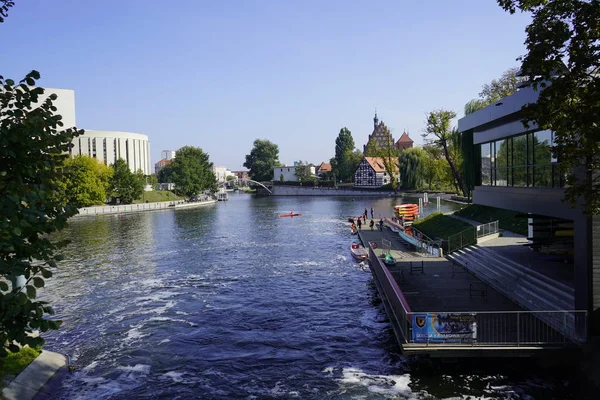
left=447, top=227, right=476, bottom=254
left=368, top=246, right=412, bottom=343
left=476, top=220, right=499, bottom=239
left=404, top=310, right=588, bottom=346
left=367, top=244, right=588, bottom=347
left=74, top=200, right=186, bottom=217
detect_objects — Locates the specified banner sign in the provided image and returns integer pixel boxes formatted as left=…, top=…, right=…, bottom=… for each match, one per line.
left=411, top=313, right=477, bottom=343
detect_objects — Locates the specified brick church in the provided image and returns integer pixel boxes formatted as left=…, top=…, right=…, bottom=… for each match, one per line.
left=363, top=112, right=413, bottom=154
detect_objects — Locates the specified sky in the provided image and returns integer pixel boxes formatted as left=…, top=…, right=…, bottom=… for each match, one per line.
left=1, top=0, right=532, bottom=170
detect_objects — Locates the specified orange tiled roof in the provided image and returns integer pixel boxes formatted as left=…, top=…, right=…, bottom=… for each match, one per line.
left=396, top=132, right=413, bottom=144
left=317, top=162, right=332, bottom=172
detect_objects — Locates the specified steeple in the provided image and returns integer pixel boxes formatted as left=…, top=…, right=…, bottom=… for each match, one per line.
left=373, top=109, right=379, bottom=129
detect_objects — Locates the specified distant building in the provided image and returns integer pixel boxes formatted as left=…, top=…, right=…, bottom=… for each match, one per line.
left=30, top=87, right=151, bottom=174
left=232, top=170, right=249, bottom=181
left=212, top=166, right=233, bottom=183
left=354, top=157, right=399, bottom=188
left=274, top=165, right=316, bottom=182
left=315, top=162, right=332, bottom=177
left=155, top=158, right=172, bottom=174
left=161, top=150, right=175, bottom=161
left=395, top=131, right=414, bottom=151
left=71, top=130, right=151, bottom=175
left=363, top=112, right=394, bottom=154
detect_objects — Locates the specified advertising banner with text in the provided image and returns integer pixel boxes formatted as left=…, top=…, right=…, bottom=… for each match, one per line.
left=411, top=313, right=477, bottom=343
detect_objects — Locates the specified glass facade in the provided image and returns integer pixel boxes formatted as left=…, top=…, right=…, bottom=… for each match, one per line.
left=479, top=130, right=565, bottom=188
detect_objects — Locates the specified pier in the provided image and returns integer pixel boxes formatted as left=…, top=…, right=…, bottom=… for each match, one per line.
left=356, top=226, right=584, bottom=358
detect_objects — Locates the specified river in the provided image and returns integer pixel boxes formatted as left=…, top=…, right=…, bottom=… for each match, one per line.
left=40, top=193, right=592, bottom=399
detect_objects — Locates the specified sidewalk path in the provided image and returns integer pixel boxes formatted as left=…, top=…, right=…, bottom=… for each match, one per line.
left=2, top=351, right=66, bottom=400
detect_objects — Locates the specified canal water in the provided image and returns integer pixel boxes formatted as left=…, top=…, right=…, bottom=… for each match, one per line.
left=41, top=194, right=591, bottom=399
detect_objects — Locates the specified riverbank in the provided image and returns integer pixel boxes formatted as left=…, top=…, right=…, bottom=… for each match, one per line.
left=2, top=350, right=66, bottom=400
left=73, top=199, right=217, bottom=217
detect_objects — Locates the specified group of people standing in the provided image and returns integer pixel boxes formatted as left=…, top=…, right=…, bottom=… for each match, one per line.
left=350, top=207, right=384, bottom=233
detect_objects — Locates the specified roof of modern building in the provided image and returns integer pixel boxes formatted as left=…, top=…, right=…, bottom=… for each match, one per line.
left=155, top=158, right=171, bottom=165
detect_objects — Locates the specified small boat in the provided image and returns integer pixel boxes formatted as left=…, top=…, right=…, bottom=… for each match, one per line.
left=350, top=243, right=368, bottom=261
left=383, top=252, right=396, bottom=266
left=280, top=212, right=303, bottom=218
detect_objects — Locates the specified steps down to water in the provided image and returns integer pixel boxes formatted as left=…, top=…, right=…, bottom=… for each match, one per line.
left=447, top=245, right=582, bottom=342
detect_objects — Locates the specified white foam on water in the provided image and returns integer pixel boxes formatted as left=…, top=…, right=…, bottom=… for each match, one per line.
left=123, top=326, right=148, bottom=343
left=148, top=299, right=176, bottom=315
left=158, top=338, right=170, bottom=344
left=337, top=367, right=415, bottom=398
left=82, top=361, right=99, bottom=372
left=116, top=363, right=151, bottom=376
left=148, top=316, right=197, bottom=327
left=162, top=371, right=185, bottom=383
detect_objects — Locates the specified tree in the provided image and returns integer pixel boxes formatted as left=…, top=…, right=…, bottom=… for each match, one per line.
left=157, top=164, right=173, bottom=183
left=170, top=146, right=217, bottom=198
left=399, top=148, right=428, bottom=190
left=363, top=138, right=379, bottom=157
left=62, top=155, right=113, bottom=207
left=243, top=139, right=280, bottom=181
left=108, top=159, right=144, bottom=204
left=0, top=0, right=14, bottom=23
left=464, top=68, right=519, bottom=115
left=498, top=0, right=600, bottom=215
left=148, top=173, right=159, bottom=190
left=1, top=71, right=83, bottom=355
left=333, top=128, right=357, bottom=182
left=294, top=162, right=314, bottom=183
left=423, top=110, right=466, bottom=196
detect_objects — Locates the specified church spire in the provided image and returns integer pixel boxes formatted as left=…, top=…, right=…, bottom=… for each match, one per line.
left=373, top=109, right=379, bottom=129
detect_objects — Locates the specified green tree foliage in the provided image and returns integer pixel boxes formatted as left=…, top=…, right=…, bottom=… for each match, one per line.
left=423, top=110, right=466, bottom=195
left=171, top=146, right=217, bottom=198
left=498, top=0, right=600, bottom=215
left=399, top=148, right=428, bottom=190
left=157, top=164, right=173, bottom=183
left=148, top=173, right=159, bottom=190
left=243, top=139, right=280, bottom=181
left=294, top=162, right=313, bottom=182
left=108, top=159, right=144, bottom=204
left=464, top=68, right=520, bottom=115
left=61, top=155, right=113, bottom=207
left=1, top=72, right=83, bottom=356
left=333, top=128, right=359, bottom=182
left=0, top=0, right=14, bottom=23
left=363, top=138, right=379, bottom=157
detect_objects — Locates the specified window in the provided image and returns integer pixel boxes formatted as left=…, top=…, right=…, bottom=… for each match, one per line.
left=479, top=130, right=562, bottom=188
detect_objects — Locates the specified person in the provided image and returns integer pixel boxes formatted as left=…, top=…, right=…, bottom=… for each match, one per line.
left=379, top=218, right=384, bottom=231
left=362, top=214, right=366, bottom=224
left=369, top=219, right=375, bottom=230
left=357, top=218, right=362, bottom=230
left=364, top=208, right=368, bottom=218
left=370, top=207, right=374, bottom=219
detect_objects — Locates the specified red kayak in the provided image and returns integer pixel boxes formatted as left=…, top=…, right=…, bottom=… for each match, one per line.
left=280, top=213, right=303, bottom=218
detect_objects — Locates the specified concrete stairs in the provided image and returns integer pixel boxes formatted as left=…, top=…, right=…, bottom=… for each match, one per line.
left=447, top=245, right=582, bottom=342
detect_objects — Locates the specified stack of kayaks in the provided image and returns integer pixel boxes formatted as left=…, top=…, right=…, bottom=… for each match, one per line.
left=393, top=204, right=419, bottom=227
left=526, top=218, right=574, bottom=260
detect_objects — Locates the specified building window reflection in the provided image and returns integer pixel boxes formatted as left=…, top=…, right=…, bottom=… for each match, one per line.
left=478, top=130, right=563, bottom=188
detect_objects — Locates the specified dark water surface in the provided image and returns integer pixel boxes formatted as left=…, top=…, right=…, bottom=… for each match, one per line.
left=42, top=194, right=591, bottom=399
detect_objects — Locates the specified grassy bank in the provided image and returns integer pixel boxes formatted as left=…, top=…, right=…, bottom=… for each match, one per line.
left=412, top=212, right=475, bottom=253
left=0, top=346, right=41, bottom=387
left=454, top=204, right=528, bottom=236
left=134, top=190, right=183, bottom=203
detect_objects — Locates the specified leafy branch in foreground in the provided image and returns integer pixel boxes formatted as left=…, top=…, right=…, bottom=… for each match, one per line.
left=0, top=71, right=83, bottom=356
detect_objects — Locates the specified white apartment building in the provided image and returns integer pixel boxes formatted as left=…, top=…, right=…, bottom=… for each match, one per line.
left=273, top=165, right=316, bottom=182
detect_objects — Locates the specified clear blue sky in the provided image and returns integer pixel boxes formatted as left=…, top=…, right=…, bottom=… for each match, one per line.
left=2, top=0, right=531, bottom=170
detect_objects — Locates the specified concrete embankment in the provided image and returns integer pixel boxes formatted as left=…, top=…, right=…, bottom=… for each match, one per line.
left=73, top=199, right=217, bottom=217
left=2, top=350, right=66, bottom=400
left=271, top=186, right=395, bottom=196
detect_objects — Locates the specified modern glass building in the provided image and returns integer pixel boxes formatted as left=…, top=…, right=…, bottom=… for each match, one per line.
left=458, top=84, right=599, bottom=336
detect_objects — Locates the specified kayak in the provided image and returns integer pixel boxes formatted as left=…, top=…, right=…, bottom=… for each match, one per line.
left=280, top=213, right=303, bottom=218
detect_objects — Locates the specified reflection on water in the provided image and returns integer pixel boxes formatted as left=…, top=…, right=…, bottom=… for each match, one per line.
left=40, top=193, right=592, bottom=399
